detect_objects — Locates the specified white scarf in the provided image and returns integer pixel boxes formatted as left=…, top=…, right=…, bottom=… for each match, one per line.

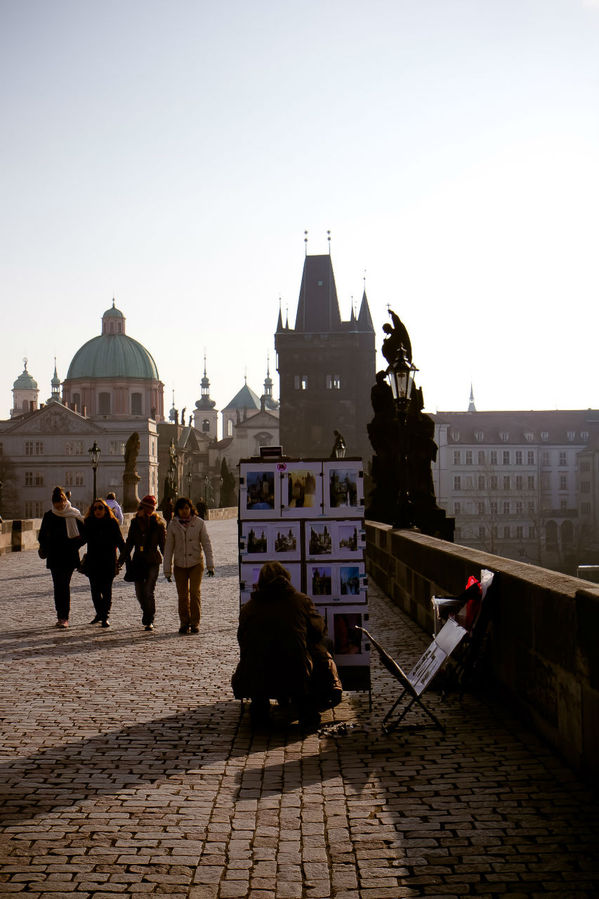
left=52, top=501, right=84, bottom=538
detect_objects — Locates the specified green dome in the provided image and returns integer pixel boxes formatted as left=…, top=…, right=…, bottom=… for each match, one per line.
left=13, top=365, right=38, bottom=390
left=66, top=334, right=160, bottom=380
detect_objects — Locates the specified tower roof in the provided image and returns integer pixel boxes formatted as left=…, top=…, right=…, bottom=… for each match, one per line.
left=13, top=361, right=38, bottom=390
left=294, top=254, right=342, bottom=332
left=222, top=381, right=261, bottom=412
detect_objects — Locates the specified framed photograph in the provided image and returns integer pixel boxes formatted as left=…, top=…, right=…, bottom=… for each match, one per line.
left=239, top=521, right=270, bottom=560
left=280, top=463, right=324, bottom=517
left=333, top=522, right=365, bottom=558
left=271, top=521, right=302, bottom=561
left=323, top=461, right=364, bottom=518
left=307, top=561, right=366, bottom=604
left=306, top=562, right=334, bottom=599
left=327, top=606, right=370, bottom=665
left=240, top=562, right=302, bottom=594
left=239, top=462, right=281, bottom=519
left=339, top=562, right=366, bottom=600
left=305, top=520, right=334, bottom=560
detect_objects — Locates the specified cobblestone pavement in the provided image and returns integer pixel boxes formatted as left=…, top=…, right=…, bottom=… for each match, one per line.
left=0, top=518, right=597, bottom=898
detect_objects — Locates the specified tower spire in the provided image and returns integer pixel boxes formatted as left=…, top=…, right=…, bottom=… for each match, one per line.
left=468, top=384, right=477, bottom=412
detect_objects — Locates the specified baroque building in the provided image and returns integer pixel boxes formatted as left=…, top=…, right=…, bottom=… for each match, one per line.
left=275, top=252, right=375, bottom=460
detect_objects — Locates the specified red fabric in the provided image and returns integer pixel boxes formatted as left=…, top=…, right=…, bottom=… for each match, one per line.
left=464, top=576, right=483, bottom=631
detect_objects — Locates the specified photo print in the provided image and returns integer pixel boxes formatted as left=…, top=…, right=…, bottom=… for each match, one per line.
left=334, top=522, right=365, bottom=558
left=323, top=461, right=364, bottom=517
left=281, top=464, right=323, bottom=517
left=239, top=462, right=280, bottom=518
left=308, top=563, right=333, bottom=597
left=272, top=522, right=301, bottom=561
left=240, top=562, right=302, bottom=594
left=306, top=521, right=333, bottom=559
left=340, top=564, right=362, bottom=596
left=328, top=607, right=370, bottom=665
left=239, top=522, right=269, bottom=560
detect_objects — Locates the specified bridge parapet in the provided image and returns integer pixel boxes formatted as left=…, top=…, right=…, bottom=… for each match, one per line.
left=365, top=520, right=599, bottom=784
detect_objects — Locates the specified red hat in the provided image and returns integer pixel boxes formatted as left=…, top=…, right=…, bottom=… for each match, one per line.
left=140, top=495, right=157, bottom=509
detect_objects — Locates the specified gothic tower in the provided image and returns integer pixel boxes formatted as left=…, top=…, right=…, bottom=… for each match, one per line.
left=275, top=251, right=375, bottom=460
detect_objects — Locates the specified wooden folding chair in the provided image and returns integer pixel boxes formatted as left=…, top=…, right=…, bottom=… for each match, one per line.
left=355, top=619, right=467, bottom=734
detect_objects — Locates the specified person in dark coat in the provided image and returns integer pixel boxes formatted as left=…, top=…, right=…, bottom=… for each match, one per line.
left=232, top=561, right=330, bottom=728
left=38, top=486, right=86, bottom=628
left=121, top=495, right=166, bottom=631
left=83, top=498, right=126, bottom=628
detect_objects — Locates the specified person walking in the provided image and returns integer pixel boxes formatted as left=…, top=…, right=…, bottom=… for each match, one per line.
left=38, top=486, right=86, bottom=628
left=83, top=498, right=125, bottom=628
left=163, top=497, right=214, bottom=635
left=122, top=495, right=166, bottom=631
left=104, top=492, right=124, bottom=525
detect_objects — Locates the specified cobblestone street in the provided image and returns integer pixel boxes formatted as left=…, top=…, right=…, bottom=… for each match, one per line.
left=1, top=518, right=597, bottom=898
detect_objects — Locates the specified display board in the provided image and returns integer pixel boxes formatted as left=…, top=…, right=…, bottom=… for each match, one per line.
left=239, top=457, right=370, bottom=691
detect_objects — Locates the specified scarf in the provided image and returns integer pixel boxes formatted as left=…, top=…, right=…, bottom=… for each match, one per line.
left=52, top=501, right=84, bottom=538
left=176, top=515, right=193, bottom=528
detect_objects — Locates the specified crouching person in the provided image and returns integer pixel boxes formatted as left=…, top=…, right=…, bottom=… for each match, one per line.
left=232, top=562, right=341, bottom=729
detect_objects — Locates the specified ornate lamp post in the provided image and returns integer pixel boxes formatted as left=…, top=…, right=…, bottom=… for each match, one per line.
left=385, top=341, right=418, bottom=529
left=88, top=441, right=101, bottom=502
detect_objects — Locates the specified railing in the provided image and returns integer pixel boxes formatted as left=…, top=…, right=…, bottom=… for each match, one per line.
left=365, top=520, right=599, bottom=784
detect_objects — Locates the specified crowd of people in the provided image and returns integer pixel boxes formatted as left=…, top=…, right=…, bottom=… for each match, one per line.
left=37, top=486, right=342, bottom=730
left=38, top=488, right=214, bottom=632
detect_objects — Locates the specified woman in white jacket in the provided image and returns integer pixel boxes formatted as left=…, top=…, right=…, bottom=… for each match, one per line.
left=163, top=497, right=215, bottom=634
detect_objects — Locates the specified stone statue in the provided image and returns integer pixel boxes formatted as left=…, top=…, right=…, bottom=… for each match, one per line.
left=330, top=430, right=346, bottom=459
left=382, top=309, right=412, bottom=369
left=122, top=432, right=141, bottom=512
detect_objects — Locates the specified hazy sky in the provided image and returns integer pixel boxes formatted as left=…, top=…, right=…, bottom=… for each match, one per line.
left=2, top=0, right=598, bottom=426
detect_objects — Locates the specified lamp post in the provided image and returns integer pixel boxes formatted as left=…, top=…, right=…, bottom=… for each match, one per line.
left=385, top=347, right=418, bottom=529
left=88, top=441, right=101, bottom=502
left=187, top=470, right=192, bottom=499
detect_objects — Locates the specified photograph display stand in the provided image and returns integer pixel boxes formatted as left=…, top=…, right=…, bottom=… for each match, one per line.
left=356, top=619, right=467, bottom=733
left=239, top=457, right=370, bottom=692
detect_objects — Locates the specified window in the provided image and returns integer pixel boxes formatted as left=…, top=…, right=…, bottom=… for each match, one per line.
left=516, top=526, right=523, bottom=539
left=478, top=450, right=485, bottom=464
left=581, top=481, right=591, bottom=494
left=474, top=431, right=484, bottom=442
left=503, top=526, right=510, bottom=538
left=528, top=451, right=535, bottom=465
left=202, top=419, right=210, bottom=433
left=490, top=450, right=497, bottom=465
left=478, top=475, right=485, bottom=490
left=560, top=499, right=567, bottom=511
left=478, top=525, right=485, bottom=538
left=109, top=441, right=124, bottom=455
left=541, top=432, right=548, bottom=441
left=567, top=431, right=575, bottom=441
left=131, top=393, right=142, bottom=415
left=503, top=451, right=510, bottom=465
left=559, top=475, right=567, bottom=490
left=478, top=502, right=485, bottom=515
left=454, top=476, right=461, bottom=490
left=542, top=451, right=550, bottom=466
left=528, top=476, right=535, bottom=490
left=581, top=431, right=589, bottom=441
left=525, top=432, right=534, bottom=442
left=515, top=451, right=522, bottom=465
left=98, top=392, right=111, bottom=414
left=25, top=441, right=43, bottom=455
left=25, top=471, right=43, bottom=487
left=500, top=432, right=509, bottom=442
left=503, top=501, right=510, bottom=515
left=326, top=374, right=341, bottom=390
left=490, top=475, right=498, bottom=490
left=515, top=475, right=522, bottom=490
left=516, top=501, right=523, bottom=514
left=294, top=375, right=308, bottom=390
left=454, top=502, right=461, bottom=514
left=503, top=476, right=510, bottom=490
left=25, top=471, right=33, bottom=487
left=465, top=450, right=472, bottom=465
left=453, top=451, right=461, bottom=465
left=73, top=392, right=81, bottom=411
left=490, top=501, right=497, bottom=514
left=226, top=419, right=233, bottom=437
left=581, top=502, right=591, bottom=514
left=559, top=452, right=567, bottom=466
left=581, top=461, right=590, bottom=473
left=24, top=501, right=44, bottom=517
left=451, top=429, right=460, bottom=441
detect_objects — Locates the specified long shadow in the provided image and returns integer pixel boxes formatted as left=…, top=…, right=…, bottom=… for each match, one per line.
left=0, top=700, right=242, bottom=826
left=0, top=626, right=184, bottom=660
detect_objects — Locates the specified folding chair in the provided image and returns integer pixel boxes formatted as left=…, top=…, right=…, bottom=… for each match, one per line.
left=355, top=619, right=468, bottom=734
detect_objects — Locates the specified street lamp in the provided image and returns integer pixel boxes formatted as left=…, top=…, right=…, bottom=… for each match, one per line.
left=187, top=470, right=192, bottom=498
left=88, top=441, right=101, bottom=502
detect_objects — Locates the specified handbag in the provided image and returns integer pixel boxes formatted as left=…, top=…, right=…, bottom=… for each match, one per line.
left=78, top=553, right=90, bottom=577
left=311, top=650, right=343, bottom=711
left=123, top=555, right=146, bottom=582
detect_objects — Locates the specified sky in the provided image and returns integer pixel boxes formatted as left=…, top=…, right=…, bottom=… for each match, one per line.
left=1, top=0, right=598, bottom=428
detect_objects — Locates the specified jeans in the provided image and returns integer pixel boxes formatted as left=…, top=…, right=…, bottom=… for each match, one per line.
left=89, top=576, right=114, bottom=621
left=50, top=567, right=76, bottom=621
left=134, top=565, right=159, bottom=625
left=173, top=563, right=203, bottom=628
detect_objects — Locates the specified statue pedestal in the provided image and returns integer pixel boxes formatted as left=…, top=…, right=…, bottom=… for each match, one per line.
left=123, top=472, right=141, bottom=513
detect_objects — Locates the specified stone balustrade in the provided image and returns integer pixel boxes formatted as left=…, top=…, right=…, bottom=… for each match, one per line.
left=365, top=519, right=599, bottom=783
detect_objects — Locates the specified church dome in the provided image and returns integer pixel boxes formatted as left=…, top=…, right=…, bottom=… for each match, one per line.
left=13, top=361, right=38, bottom=390
left=65, top=302, right=160, bottom=381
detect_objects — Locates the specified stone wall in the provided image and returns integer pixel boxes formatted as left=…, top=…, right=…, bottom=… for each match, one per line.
left=365, top=520, right=599, bottom=783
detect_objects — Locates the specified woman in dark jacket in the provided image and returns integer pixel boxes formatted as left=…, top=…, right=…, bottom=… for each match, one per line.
left=83, top=498, right=126, bottom=628
left=38, top=486, right=86, bottom=628
left=122, top=495, right=166, bottom=631
left=232, top=561, right=332, bottom=728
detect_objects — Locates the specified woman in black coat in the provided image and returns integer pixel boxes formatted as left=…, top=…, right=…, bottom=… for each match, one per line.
left=83, top=498, right=126, bottom=628
left=38, top=486, right=86, bottom=628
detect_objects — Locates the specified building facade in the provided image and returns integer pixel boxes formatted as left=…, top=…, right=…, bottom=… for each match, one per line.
left=432, top=408, right=599, bottom=573
left=275, top=253, right=375, bottom=461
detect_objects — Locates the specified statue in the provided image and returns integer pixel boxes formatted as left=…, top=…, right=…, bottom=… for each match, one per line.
left=122, top=432, right=141, bottom=512
left=161, top=438, right=178, bottom=506
left=330, top=430, right=346, bottom=459
left=382, top=309, right=412, bottom=369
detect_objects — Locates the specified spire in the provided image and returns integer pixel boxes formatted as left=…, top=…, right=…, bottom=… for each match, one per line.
left=195, top=354, right=216, bottom=410
left=276, top=296, right=284, bottom=333
left=264, top=354, right=273, bottom=397
left=50, top=358, right=61, bottom=400
left=357, top=289, right=374, bottom=332
left=468, top=384, right=477, bottom=412
left=294, top=253, right=342, bottom=332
